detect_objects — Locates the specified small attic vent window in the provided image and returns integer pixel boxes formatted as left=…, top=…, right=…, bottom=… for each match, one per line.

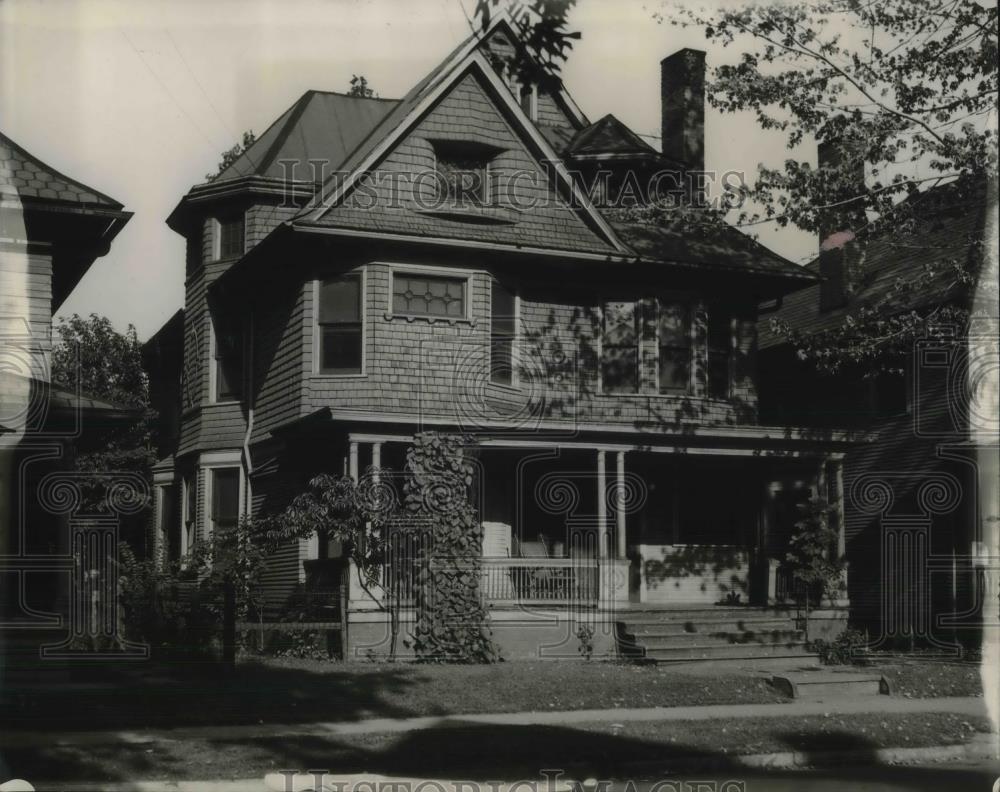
left=432, top=141, right=497, bottom=208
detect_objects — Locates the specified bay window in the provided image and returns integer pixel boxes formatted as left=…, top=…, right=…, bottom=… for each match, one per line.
left=707, top=308, right=732, bottom=399
left=392, top=272, right=466, bottom=318
left=657, top=300, right=691, bottom=393
left=490, top=280, right=516, bottom=385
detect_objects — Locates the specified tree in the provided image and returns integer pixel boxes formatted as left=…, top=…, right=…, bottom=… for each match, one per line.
left=478, top=0, right=998, bottom=374
left=51, top=314, right=156, bottom=511
left=347, top=74, right=378, bottom=98
left=205, top=130, right=256, bottom=181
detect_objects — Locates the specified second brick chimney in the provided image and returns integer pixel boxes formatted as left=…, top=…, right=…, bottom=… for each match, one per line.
left=661, top=48, right=706, bottom=174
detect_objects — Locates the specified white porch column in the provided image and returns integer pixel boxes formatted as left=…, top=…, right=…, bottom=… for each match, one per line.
left=372, top=442, right=382, bottom=483
left=830, top=455, right=848, bottom=605
left=616, top=451, right=627, bottom=560
left=596, top=449, right=608, bottom=558
left=349, top=441, right=359, bottom=483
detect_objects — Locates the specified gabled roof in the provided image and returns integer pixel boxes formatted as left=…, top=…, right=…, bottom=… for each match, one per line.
left=565, top=114, right=660, bottom=160
left=297, top=47, right=627, bottom=255
left=759, top=178, right=993, bottom=349
left=211, top=91, right=400, bottom=183
left=0, top=131, right=123, bottom=208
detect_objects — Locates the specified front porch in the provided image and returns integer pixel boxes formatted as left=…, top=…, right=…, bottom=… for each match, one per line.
left=308, top=427, right=853, bottom=658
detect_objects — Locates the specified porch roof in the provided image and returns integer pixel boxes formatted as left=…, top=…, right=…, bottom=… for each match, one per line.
left=269, top=406, right=867, bottom=456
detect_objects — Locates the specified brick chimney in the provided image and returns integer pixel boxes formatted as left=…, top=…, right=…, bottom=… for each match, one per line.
left=661, top=49, right=706, bottom=177
left=817, top=140, right=865, bottom=312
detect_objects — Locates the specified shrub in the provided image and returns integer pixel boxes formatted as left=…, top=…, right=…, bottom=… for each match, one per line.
left=812, top=628, right=870, bottom=665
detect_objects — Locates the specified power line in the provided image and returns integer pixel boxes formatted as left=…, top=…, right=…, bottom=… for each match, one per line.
left=165, top=30, right=257, bottom=176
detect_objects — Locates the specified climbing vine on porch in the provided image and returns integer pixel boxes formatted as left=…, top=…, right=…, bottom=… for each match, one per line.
left=405, top=432, right=500, bottom=663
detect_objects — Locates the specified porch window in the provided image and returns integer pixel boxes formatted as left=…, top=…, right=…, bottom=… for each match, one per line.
left=657, top=300, right=691, bottom=393
left=319, top=273, right=363, bottom=374
left=707, top=309, right=732, bottom=399
left=216, top=214, right=245, bottom=259
left=392, top=273, right=466, bottom=318
left=602, top=300, right=638, bottom=393
left=212, top=313, right=243, bottom=402
left=490, top=279, right=516, bottom=385
left=210, top=467, right=240, bottom=536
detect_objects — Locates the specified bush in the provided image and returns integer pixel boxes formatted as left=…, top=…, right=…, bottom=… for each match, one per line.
left=811, top=628, right=870, bottom=665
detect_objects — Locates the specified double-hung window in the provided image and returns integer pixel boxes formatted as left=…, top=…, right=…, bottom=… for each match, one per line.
left=707, top=309, right=732, bottom=399
left=213, top=314, right=243, bottom=402
left=318, top=273, right=363, bottom=374
left=601, top=300, right=639, bottom=393
left=216, top=214, right=245, bottom=259
left=490, top=280, right=516, bottom=385
left=658, top=300, right=691, bottom=393
left=392, top=273, right=466, bottom=318
left=182, top=475, right=196, bottom=556
left=209, top=468, right=241, bottom=537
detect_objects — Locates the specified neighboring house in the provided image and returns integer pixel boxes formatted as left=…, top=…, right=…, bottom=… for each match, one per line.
left=151, top=20, right=857, bottom=659
left=0, top=130, right=132, bottom=626
left=758, top=172, right=998, bottom=650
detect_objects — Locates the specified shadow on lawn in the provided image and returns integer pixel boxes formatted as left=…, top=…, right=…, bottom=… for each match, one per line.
left=3, top=722, right=997, bottom=791
left=0, top=656, right=431, bottom=731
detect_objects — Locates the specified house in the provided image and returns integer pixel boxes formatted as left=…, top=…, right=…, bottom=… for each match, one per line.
left=758, top=167, right=998, bottom=651
left=151, top=20, right=858, bottom=660
left=0, top=130, right=132, bottom=633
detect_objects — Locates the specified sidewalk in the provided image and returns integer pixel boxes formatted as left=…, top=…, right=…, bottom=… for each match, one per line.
left=3, top=695, right=990, bottom=749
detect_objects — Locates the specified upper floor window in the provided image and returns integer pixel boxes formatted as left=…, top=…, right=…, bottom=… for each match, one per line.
left=392, top=273, right=466, bottom=318
left=319, top=273, right=363, bottom=375
left=215, top=213, right=245, bottom=260
left=491, top=280, right=516, bottom=386
left=707, top=309, right=732, bottom=399
left=658, top=300, right=691, bottom=393
left=519, top=83, right=538, bottom=121
left=209, top=467, right=241, bottom=537
left=212, top=314, right=243, bottom=402
left=601, top=300, right=638, bottom=393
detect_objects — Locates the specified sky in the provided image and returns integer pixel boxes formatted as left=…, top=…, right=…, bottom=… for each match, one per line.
left=1, top=0, right=819, bottom=340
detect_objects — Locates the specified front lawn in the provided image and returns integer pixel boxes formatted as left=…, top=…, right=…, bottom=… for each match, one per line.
left=873, top=659, right=983, bottom=698
left=1, top=659, right=785, bottom=732
left=5, top=712, right=991, bottom=782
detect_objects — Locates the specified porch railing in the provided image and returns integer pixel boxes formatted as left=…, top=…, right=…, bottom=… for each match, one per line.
left=480, top=557, right=599, bottom=606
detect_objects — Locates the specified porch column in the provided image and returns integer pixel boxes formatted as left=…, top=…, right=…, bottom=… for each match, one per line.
left=616, top=451, right=627, bottom=560
left=372, top=443, right=382, bottom=484
left=830, top=455, right=848, bottom=605
left=349, top=441, right=359, bottom=483
left=596, top=449, right=608, bottom=558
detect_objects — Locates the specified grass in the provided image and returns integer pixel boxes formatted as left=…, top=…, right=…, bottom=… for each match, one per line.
left=5, top=712, right=991, bottom=783
left=873, top=659, right=983, bottom=698
left=0, top=658, right=785, bottom=732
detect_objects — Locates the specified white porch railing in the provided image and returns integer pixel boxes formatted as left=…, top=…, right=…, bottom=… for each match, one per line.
left=480, top=557, right=600, bottom=606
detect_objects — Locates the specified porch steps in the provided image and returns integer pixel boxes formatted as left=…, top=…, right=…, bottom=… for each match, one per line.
left=616, top=606, right=817, bottom=664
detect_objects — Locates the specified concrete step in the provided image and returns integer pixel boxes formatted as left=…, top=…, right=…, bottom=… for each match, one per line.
left=623, top=618, right=801, bottom=635
left=642, top=641, right=816, bottom=662
left=633, top=630, right=806, bottom=650
left=620, top=606, right=798, bottom=617
left=771, top=671, right=890, bottom=699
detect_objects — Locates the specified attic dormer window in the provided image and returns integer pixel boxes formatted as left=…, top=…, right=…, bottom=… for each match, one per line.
left=431, top=141, right=501, bottom=208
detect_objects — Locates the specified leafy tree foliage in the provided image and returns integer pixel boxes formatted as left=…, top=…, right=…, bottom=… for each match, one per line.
left=205, top=130, right=256, bottom=181
left=347, top=74, right=378, bottom=98
left=473, top=0, right=581, bottom=88
left=51, top=314, right=156, bottom=509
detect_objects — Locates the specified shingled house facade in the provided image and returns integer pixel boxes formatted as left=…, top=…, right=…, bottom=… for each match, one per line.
left=152, top=21, right=857, bottom=659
